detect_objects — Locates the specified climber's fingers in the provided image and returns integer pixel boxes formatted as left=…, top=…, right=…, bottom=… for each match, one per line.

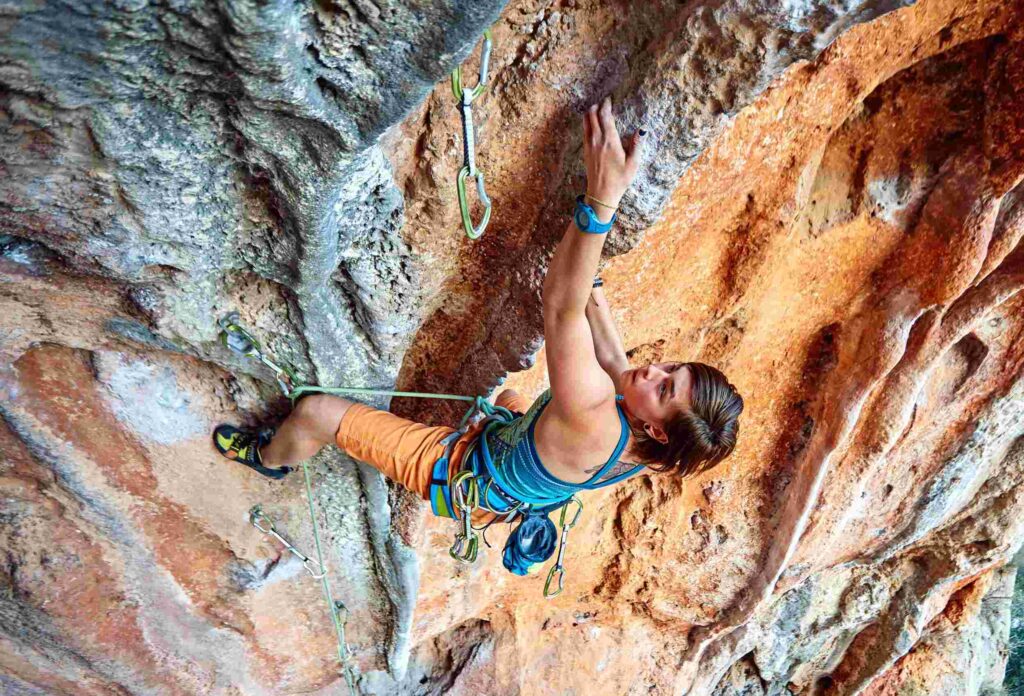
left=583, top=96, right=644, bottom=200
left=585, top=103, right=601, bottom=147
left=625, top=129, right=645, bottom=176
left=597, top=96, right=623, bottom=155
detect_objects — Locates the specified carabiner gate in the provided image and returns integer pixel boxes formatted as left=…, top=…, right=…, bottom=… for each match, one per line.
left=250, top=505, right=326, bottom=579
left=218, top=313, right=297, bottom=397
left=456, top=165, right=492, bottom=240
left=451, top=29, right=492, bottom=105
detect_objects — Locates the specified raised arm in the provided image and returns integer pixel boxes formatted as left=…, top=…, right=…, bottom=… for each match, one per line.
left=542, top=96, right=644, bottom=422
left=586, top=284, right=631, bottom=392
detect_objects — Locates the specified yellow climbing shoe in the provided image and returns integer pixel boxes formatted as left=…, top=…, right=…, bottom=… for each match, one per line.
left=213, top=425, right=291, bottom=479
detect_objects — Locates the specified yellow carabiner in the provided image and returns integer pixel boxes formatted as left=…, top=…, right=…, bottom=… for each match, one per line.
left=217, top=312, right=298, bottom=396
left=456, top=166, right=492, bottom=239
left=449, top=533, right=479, bottom=565
left=219, top=313, right=260, bottom=358
left=544, top=564, right=566, bottom=598
left=449, top=471, right=480, bottom=564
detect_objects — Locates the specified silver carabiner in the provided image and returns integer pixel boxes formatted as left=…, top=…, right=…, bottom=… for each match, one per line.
left=451, top=29, right=492, bottom=105
left=448, top=472, right=480, bottom=563
left=250, top=505, right=326, bottom=579
left=544, top=497, right=583, bottom=599
left=219, top=312, right=296, bottom=397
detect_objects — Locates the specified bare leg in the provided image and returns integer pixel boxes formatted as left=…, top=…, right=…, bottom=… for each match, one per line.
left=261, top=394, right=355, bottom=469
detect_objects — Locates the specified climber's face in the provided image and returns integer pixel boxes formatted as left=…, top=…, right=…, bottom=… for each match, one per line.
left=619, top=362, right=692, bottom=443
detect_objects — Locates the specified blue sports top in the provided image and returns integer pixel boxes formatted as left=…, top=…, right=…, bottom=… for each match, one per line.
left=466, top=388, right=646, bottom=511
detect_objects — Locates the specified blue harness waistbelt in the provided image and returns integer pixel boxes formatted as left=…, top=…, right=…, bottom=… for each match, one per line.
left=429, top=430, right=464, bottom=519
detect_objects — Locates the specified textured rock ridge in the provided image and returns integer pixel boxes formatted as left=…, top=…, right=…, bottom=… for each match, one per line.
left=1, top=0, right=1023, bottom=694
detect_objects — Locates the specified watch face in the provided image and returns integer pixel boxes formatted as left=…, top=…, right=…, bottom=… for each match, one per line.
left=575, top=209, right=589, bottom=230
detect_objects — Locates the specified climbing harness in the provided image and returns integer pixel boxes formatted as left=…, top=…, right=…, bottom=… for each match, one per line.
left=544, top=496, right=583, bottom=598
left=249, top=504, right=325, bottom=579
left=451, top=29, right=493, bottom=239
left=218, top=312, right=593, bottom=602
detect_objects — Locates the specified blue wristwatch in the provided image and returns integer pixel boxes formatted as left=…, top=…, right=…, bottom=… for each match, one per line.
left=573, top=195, right=616, bottom=234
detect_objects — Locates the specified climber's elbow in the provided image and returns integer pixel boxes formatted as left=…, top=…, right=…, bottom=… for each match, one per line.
left=543, top=292, right=583, bottom=326
left=542, top=268, right=582, bottom=320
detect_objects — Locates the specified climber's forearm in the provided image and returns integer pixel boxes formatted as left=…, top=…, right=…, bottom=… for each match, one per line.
left=543, top=216, right=613, bottom=318
left=545, top=96, right=643, bottom=319
left=585, top=286, right=629, bottom=371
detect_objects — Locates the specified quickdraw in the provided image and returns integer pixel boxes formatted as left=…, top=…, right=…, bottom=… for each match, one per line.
left=249, top=505, right=325, bottom=579
left=300, top=460, right=359, bottom=695
left=221, top=313, right=359, bottom=694
left=448, top=470, right=480, bottom=563
left=452, top=29, right=493, bottom=239
left=218, top=313, right=297, bottom=395
left=544, top=496, right=583, bottom=599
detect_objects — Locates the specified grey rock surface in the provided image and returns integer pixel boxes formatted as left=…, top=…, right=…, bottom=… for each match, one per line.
left=2, top=0, right=1021, bottom=694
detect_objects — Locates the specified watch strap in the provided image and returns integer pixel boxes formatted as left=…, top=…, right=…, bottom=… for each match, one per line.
left=573, top=195, right=616, bottom=234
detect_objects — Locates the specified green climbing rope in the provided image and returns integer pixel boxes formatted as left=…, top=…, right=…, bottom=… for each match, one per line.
left=218, top=313, right=483, bottom=424
left=301, top=460, right=358, bottom=695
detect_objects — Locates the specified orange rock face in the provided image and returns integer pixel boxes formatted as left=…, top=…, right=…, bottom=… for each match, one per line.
left=1, top=0, right=1023, bottom=694
left=404, top=0, right=1024, bottom=693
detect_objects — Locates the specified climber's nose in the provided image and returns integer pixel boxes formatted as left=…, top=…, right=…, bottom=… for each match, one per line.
left=646, top=364, right=667, bottom=379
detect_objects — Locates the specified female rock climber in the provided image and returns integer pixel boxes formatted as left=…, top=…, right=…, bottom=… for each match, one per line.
left=214, top=95, right=744, bottom=574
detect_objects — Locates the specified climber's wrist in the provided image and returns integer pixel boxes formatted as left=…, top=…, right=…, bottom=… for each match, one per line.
left=573, top=195, right=616, bottom=233
left=584, top=190, right=620, bottom=223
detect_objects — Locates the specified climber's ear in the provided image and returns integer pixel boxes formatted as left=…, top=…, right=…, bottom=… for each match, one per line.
left=644, top=421, right=668, bottom=445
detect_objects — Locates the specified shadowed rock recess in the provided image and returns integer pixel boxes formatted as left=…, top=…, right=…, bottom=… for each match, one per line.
left=1, top=0, right=1023, bottom=693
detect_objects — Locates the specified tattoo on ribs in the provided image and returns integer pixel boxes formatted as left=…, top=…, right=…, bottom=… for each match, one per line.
left=583, top=460, right=635, bottom=478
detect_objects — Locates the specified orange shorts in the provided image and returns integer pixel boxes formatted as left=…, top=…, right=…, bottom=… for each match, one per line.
left=334, top=390, right=532, bottom=525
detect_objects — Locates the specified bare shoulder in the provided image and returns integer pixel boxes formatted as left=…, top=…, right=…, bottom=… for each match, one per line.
left=535, top=395, right=624, bottom=479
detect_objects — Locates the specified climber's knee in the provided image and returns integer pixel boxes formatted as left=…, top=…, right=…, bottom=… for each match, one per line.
left=495, top=388, right=530, bottom=414
left=495, top=388, right=518, bottom=407
left=292, top=393, right=353, bottom=444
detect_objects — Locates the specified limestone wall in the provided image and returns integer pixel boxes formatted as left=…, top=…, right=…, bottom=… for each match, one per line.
left=1, top=0, right=1022, bottom=693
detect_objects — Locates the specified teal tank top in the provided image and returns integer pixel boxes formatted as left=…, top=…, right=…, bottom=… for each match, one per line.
left=469, top=389, right=646, bottom=509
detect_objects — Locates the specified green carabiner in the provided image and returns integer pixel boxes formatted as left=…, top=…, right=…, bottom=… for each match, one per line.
left=456, top=166, right=492, bottom=240
left=218, top=312, right=259, bottom=357
left=217, top=313, right=298, bottom=396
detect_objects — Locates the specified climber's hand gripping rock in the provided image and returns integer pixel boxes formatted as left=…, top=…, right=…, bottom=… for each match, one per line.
left=582, top=95, right=645, bottom=216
